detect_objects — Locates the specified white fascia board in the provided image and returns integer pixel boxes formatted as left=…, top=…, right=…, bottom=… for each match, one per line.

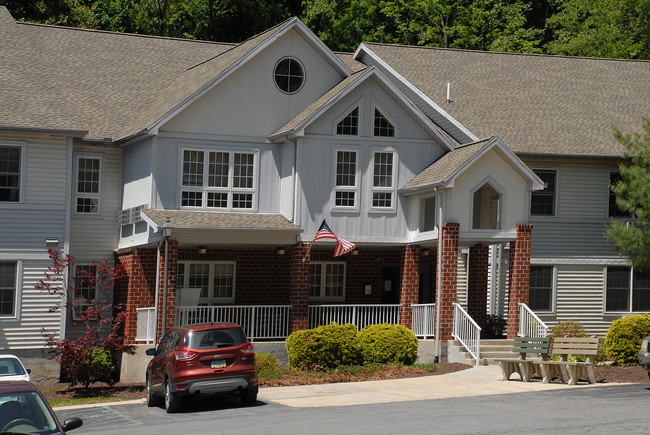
left=354, top=43, right=479, bottom=143
left=489, top=138, right=545, bottom=191
left=145, top=18, right=350, bottom=139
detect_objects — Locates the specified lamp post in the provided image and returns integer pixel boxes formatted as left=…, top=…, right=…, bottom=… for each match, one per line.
left=161, top=218, right=173, bottom=336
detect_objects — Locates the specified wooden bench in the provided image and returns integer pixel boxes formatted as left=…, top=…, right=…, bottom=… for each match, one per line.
left=495, top=336, right=551, bottom=382
left=534, top=337, right=599, bottom=385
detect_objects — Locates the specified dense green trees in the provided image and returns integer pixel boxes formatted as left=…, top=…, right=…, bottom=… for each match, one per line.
left=1, top=0, right=648, bottom=58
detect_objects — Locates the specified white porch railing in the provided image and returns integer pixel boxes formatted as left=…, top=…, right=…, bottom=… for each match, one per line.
left=452, top=303, right=482, bottom=366
left=411, top=303, right=436, bottom=339
left=308, top=304, right=400, bottom=329
left=518, top=303, right=549, bottom=337
left=136, top=307, right=156, bottom=343
left=175, top=305, right=291, bottom=341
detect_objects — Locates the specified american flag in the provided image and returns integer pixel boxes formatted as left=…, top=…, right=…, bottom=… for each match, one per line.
left=313, top=219, right=356, bottom=257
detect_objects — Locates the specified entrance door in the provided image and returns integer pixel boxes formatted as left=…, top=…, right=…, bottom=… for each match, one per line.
left=382, top=265, right=401, bottom=304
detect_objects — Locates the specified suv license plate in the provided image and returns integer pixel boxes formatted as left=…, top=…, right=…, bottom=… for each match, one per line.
left=211, top=359, right=226, bottom=369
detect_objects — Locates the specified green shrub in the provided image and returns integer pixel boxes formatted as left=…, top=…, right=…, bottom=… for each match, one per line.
left=255, top=353, right=281, bottom=377
left=357, top=323, right=419, bottom=365
left=285, top=323, right=361, bottom=370
left=481, top=315, right=506, bottom=339
left=605, top=314, right=650, bottom=366
left=549, top=320, right=588, bottom=338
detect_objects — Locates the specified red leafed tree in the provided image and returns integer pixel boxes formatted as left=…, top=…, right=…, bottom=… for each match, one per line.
left=35, top=249, right=135, bottom=387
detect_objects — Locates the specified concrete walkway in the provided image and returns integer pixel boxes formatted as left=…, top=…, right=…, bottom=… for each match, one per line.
left=257, top=365, right=612, bottom=408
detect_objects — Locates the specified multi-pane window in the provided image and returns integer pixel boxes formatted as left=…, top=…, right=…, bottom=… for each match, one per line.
left=529, top=266, right=553, bottom=311
left=372, top=152, right=394, bottom=208
left=0, top=145, right=21, bottom=202
left=73, top=265, right=96, bottom=319
left=334, top=150, right=357, bottom=208
left=310, top=262, right=345, bottom=299
left=337, top=107, right=359, bottom=135
left=181, top=149, right=256, bottom=210
left=609, top=172, right=632, bottom=218
left=530, top=169, right=556, bottom=216
left=0, top=262, right=16, bottom=316
left=177, top=262, right=235, bottom=304
left=75, top=155, right=102, bottom=214
left=274, top=57, right=304, bottom=94
left=373, top=108, right=395, bottom=137
left=606, top=266, right=650, bottom=312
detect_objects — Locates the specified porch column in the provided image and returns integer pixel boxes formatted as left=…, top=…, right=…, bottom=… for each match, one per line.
left=467, top=244, right=489, bottom=330
left=289, top=243, right=310, bottom=331
left=399, top=244, right=420, bottom=328
left=506, top=224, right=532, bottom=338
left=160, top=240, right=178, bottom=336
left=438, top=223, right=459, bottom=340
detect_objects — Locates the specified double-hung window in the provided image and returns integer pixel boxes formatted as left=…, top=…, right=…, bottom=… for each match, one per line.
left=0, top=262, right=17, bottom=317
left=177, top=262, right=235, bottom=304
left=334, top=149, right=358, bottom=209
left=73, top=264, right=97, bottom=319
left=371, top=151, right=396, bottom=209
left=0, top=144, right=22, bottom=203
left=310, top=262, right=345, bottom=300
left=181, top=149, right=256, bottom=210
left=606, top=266, right=650, bottom=312
left=530, top=169, right=557, bottom=216
left=529, top=266, right=554, bottom=311
left=74, top=154, right=103, bottom=214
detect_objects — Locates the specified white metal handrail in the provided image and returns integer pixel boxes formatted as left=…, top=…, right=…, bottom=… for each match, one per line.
left=136, top=307, right=156, bottom=343
left=175, top=305, right=291, bottom=341
left=452, top=303, right=482, bottom=365
left=308, top=304, right=400, bottom=329
left=411, top=303, right=436, bottom=339
left=518, top=303, right=549, bottom=337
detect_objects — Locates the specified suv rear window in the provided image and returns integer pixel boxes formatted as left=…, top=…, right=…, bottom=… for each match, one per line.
left=185, top=327, right=247, bottom=349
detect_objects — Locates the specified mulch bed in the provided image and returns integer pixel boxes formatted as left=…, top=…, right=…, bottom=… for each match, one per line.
left=36, top=363, right=649, bottom=403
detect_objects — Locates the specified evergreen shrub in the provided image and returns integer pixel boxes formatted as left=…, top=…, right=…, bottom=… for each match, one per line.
left=285, top=323, right=361, bottom=370
left=357, top=323, right=419, bottom=365
left=605, top=314, right=650, bottom=366
left=255, top=353, right=281, bottom=377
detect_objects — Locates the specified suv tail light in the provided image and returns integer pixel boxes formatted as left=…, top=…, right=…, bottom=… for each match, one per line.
left=240, top=343, right=255, bottom=354
left=174, top=350, right=197, bottom=361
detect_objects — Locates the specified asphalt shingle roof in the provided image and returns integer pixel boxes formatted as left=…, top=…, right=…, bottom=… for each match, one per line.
left=142, top=209, right=302, bottom=232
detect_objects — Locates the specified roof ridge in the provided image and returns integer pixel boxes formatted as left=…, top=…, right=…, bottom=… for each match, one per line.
left=362, top=42, right=650, bottom=63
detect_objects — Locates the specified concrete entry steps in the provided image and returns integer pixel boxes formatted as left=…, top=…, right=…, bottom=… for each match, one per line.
left=449, top=339, right=547, bottom=366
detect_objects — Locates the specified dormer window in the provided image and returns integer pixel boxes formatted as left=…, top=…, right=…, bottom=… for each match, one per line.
left=336, top=107, right=359, bottom=135
left=274, top=57, right=304, bottom=94
left=373, top=108, right=395, bottom=137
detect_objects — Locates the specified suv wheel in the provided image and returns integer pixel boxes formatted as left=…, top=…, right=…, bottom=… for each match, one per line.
left=146, top=375, right=160, bottom=407
left=240, top=386, right=258, bottom=406
left=165, top=378, right=181, bottom=413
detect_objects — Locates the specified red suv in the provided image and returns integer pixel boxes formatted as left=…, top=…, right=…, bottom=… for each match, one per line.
left=145, top=322, right=258, bottom=413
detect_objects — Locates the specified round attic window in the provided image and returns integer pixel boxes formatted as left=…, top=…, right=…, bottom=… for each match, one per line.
left=274, top=57, right=304, bottom=94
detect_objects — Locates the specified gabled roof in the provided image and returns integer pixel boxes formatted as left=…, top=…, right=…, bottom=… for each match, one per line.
left=400, top=136, right=544, bottom=194
left=358, top=42, right=650, bottom=158
left=142, top=209, right=302, bottom=233
left=270, top=66, right=455, bottom=150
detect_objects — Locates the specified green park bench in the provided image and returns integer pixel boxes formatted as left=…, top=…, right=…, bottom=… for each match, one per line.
left=495, top=336, right=551, bottom=382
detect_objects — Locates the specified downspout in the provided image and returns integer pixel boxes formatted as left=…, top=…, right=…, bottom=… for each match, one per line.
left=59, top=138, right=74, bottom=342
left=434, top=187, right=444, bottom=363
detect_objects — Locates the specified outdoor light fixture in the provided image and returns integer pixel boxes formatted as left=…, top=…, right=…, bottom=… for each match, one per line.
left=422, top=248, right=430, bottom=256
left=277, top=247, right=285, bottom=255
left=352, top=248, right=359, bottom=255
left=161, top=218, right=174, bottom=239
left=198, top=246, right=207, bottom=254
left=161, top=218, right=174, bottom=336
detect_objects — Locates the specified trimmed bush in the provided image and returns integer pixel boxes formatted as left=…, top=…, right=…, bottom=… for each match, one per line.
left=357, top=323, right=419, bottom=365
left=605, top=314, right=650, bottom=366
left=255, top=353, right=281, bottom=377
left=481, top=315, right=506, bottom=339
left=549, top=320, right=588, bottom=338
left=285, top=323, right=361, bottom=370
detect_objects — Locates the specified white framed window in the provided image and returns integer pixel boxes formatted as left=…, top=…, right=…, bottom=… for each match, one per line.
left=336, top=107, right=360, bottom=136
left=73, top=264, right=97, bottom=320
left=74, top=153, right=103, bottom=214
left=373, top=107, right=396, bottom=137
left=370, top=150, right=396, bottom=210
left=333, top=148, right=359, bottom=210
left=177, top=261, right=236, bottom=304
left=0, top=142, right=25, bottom=203
left=0, top=262, right=17, bottom=317
left=529, top=265, right=555, bottom=312
left=420, top=195, right=437, bottom=232
left=471, top=179, right=502, bottom=230
left=530, top=169, right=557, bottom=216
left=605, top=266, right=650, bottom=312
left=310, top=262, right=345, bottom=300
left=180, top=148, right=257, bottom=211
left=274, top=57, right=305, bottom=94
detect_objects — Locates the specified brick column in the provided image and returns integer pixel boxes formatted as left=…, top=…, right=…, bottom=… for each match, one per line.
left=467, top=244, right=489, bottom=330
left=438, top=223, right=459, bottom=340
left=399, top=244, right=420, bottom=328
left=289, top=243, right=310, bottom=331
left=507, top=224, right=532, bottom=338
left=160, top=240, right=178, bottom=337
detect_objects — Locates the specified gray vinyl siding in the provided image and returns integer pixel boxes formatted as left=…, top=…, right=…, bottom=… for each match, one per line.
left=24, top=138, right=68, bottom=204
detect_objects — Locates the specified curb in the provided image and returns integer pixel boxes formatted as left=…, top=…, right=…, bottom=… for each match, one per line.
left=53, top=398, right=146, bottom=411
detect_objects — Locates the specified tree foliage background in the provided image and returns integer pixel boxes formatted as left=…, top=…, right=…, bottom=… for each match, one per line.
left=1, top=0, right=648, bottom=58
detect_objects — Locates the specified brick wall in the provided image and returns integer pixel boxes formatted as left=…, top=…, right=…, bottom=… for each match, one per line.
left=399, top=245, right=420, bottom=327
left=289, top=243, right=310, bottom=331
left=438, top=223, right=460, bottom=340
left=467, top=244, right=489, bottom=328
left=507, top=224, right=532, bottom=338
